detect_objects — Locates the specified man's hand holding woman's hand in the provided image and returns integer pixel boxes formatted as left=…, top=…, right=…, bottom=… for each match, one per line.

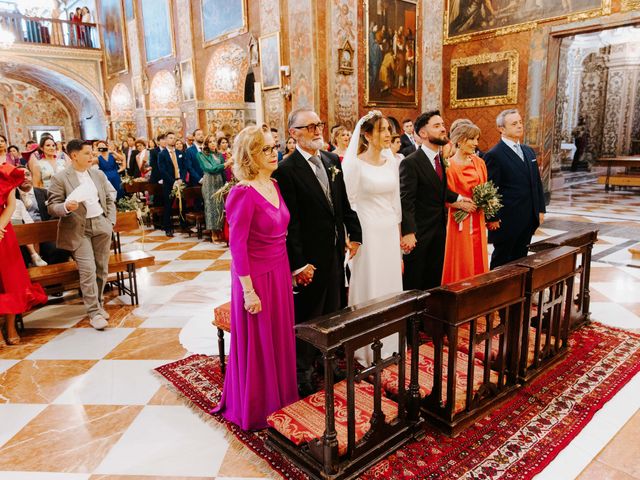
left=294, top=264, right=316, bottom=287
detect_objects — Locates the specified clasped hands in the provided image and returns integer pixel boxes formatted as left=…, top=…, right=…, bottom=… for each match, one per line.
left=293, top=240, right=360, bottom=287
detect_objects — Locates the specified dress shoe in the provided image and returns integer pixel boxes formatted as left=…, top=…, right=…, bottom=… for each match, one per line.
left=90, top=314, right=108, bottom=330
left=165, top=231, right=174, bottom=237
left=99, top=307, right=110, bottom=320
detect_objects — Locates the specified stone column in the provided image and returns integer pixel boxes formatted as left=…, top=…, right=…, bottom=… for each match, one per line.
left=421, top=0, right=443, bottom=111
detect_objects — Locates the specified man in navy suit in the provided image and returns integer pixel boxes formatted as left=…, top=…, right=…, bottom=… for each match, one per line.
left=485, top=109, right=546, bottom=269
left=399, top=118, right=417, bottom=157
left=157, top=131, right=185, bottom=236
left=183, top=128, right=204, bottom=186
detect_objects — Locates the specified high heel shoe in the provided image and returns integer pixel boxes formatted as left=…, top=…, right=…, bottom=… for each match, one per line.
left=6, top=335, right=20, bottom=345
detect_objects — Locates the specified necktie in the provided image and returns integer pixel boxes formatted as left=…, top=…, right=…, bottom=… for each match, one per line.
left=169, top=150, right=179, bottom=178
left=514, top=143, right=524, bottom=161
left=308, top=155, right=333, bottom=206
left=434, top=153, right=443, bottom=181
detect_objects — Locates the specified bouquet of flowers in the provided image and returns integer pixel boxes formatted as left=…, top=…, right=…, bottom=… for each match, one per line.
left=453, top=180, right=502, bottom=224
left=212, top=178, right=238, bottom=226
left=116, top=195, right=151, bottom=230
left=170, top=181, right=186, bottom=220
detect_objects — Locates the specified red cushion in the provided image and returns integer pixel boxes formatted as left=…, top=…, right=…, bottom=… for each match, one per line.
left=267, top=380, right=399, bottom=456
left=213, top=302, right=231, bottom=332
left=380, top=343, right=497, bottom=414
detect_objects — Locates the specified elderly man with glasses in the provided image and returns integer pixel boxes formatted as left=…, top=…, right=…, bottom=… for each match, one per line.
left=273, top=108, right=362, bottom=397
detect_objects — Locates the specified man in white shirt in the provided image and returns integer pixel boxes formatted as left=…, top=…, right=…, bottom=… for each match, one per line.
left=47, top=139, right=116, bottom=330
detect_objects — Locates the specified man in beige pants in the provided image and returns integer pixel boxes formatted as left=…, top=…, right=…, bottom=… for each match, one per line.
left=47, top=139, right=116, bottom=330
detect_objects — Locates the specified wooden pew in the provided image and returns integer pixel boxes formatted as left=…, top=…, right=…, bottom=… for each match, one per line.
left=14, top=212, right=155, bottom=305
left=529, top=226, right=598, bottom=330
left=266, top=292, right=426, bottom=480
left=508, top=246, right=580, bottom=383
left=183, top=186, right=205, bottom=239
left=419, top=266, right=528, bottom=436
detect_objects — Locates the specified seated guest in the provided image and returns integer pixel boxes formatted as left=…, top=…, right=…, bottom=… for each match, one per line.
left=47, top=139, right=116, bottom=330
left=15, top=166, right=70, bottom=266
left=11, top=197, right=48, bottom=267
left=213, top=126, right=298, bottom=430
left=0, top=163, right=48, bottom=346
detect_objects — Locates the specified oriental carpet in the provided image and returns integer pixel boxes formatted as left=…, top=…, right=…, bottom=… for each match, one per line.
left=155, top=322, right=640, bottom=479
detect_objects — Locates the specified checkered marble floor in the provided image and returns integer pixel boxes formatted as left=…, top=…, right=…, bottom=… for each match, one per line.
left=0, top=180, right=638, bottom=480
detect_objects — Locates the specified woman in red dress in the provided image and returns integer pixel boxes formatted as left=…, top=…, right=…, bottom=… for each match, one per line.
left=442, top=122, right=488, bottom=284
left=0, top=164, right=48, bottom=346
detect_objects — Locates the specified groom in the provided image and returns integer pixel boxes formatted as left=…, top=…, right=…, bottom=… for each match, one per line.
left=274, top=108, right=362, bottom=396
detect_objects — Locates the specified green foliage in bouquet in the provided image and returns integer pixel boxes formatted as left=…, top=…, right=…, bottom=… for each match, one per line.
left=454, top=180, right=503, bottom=224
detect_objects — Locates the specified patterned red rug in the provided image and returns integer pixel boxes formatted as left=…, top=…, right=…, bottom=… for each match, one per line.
left=155, top=323, right=640, bottom=479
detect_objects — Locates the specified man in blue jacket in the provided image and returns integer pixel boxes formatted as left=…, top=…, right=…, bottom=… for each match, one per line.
left=183, top=128, right=204, bottom=186
left=485, top=109, right=546, bottom=269
left=157, top=131, right=185, bottom=236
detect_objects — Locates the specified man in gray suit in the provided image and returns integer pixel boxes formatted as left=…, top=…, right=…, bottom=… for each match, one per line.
left=47, top=139, right=116, bottom=330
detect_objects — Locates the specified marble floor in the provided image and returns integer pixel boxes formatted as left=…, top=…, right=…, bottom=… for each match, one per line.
left=0, top=181, right=638, bottom=480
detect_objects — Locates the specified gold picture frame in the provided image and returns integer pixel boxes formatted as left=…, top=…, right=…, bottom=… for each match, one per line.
left=259, top=32, right=282, bottom=91
left=621, top=0, right=640, bottom=11
left=444, top=0, right=611, bottom=45
left=338, top=40, right=354, bottom=75
left=99, top=0, right=128, bottom=78
left=179, top=59, right=196, bottom=102
left=201, top=0, right=248, bottom=47
left=450, top=50, right=518, bottom=109
left=364, top=0, right=419, bottom=107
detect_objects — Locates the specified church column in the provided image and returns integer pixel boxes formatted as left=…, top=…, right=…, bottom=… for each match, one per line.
left=601, top=42, right=640, bottom=157
left=421, top=0, right=444, bottom=111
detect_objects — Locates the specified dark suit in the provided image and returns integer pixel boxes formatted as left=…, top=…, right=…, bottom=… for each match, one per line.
left=400, top=133, right=417, bottom=158
left=183, top=145, right=204, bottom=186
left=400, top=147, right=458, bottom=291
left=273, top=149, right=362, bottom=392
left=149, top=147, right=162, bottom=184
left=124, top=148, right=139, bottom=178
left=484, top=140, right=546, bottom=269
left=157, top=148, right=184, bottom=233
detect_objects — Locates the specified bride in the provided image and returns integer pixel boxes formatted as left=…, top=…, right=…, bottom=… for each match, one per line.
left=342, top=111, right=403, bottom=364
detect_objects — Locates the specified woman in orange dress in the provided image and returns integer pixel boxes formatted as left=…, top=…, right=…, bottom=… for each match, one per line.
left=442, top=122, right=488, bottom=284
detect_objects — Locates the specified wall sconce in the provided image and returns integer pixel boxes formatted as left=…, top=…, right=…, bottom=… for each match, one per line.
left=280, top=65, right=291, bottom=100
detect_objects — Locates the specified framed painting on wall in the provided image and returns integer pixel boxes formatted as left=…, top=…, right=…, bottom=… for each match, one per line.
left=140, top=0, right=174, bottom=63
left=98, top=0, right=127, bottom=77
left=450, top=50, right=518, bottom=109
left=445, top=0, right=610, bottom=44
left=259, top=32, right=281, bottom=91
left=180, top=59, right=196, bottom=102
left=365, top=0, right=418, bottom=107
left=201, top=0, right=248, bottom=46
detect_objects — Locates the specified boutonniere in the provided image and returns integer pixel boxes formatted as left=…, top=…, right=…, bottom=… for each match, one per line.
left=329, top=165, right=340, bottom=182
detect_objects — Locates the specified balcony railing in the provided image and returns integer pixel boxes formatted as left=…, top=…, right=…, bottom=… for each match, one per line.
left=0, top=11, right=100, bottom=49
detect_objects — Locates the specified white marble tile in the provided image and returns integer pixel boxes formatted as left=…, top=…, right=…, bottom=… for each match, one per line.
left=189, top=271, right=232, bottom=286
left=588, top=302, right=640, bottom=330
left=139, top=316, right=194, bottom=328
left=0, top=404, right=47, bottom=447
left=179, top=315, right=224, bottom=356
left=122, top=242, right=162, bottom=252
left=591, top=282, right=640, bottom=303
left=597, top=235, right=630, bottom=246
left=218, top=250, right=232, bottom=260
left=27, top=328, right=134, bottom=360
left=0, top=360, right=18, bottom=374
left=53, top=360, right=164, bottom=405
left=537, top=227, right=567, bottom=237
left=598, top=248, right=640, bottom=268
left=22, top=305, right=86, bottom=329
left=156, top=260, right=215, bottom=272
left=148, top=250, right=187, bottom=262
left=537, top=375, right=640, bottom=480
left=166, top=235, right=200, bottom=243
left=0, top=473, right=89, bottom=480
left=94, top=405, right=229, bottom=477
left=153, top=303, right=213, bottom=318
left=188, top=241, right=227, bottom=251
left=621, top=266, right=640, bottom=280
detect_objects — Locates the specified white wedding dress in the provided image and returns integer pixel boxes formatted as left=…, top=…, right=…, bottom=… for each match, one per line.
left=343, top=151, right=403, bottom=364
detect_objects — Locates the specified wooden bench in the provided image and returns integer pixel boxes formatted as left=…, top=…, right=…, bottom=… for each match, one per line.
left=529, top=226, right=598, bottom=330
left=595, top=156, right=640, bottom=191
left=507, top=246, right=580, bottom=383
left=14, top=212, right=155, bottom=305
left=267, top=292, right=425, bottom=480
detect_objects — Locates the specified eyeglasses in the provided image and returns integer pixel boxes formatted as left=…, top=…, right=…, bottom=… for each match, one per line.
left=293, top=122, right=325, bottom=133
left=262, top=144, right=278, bottom=155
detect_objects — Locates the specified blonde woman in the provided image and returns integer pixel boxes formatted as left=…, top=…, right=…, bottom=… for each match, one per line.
left=331, top=125, right=351, bottom=161
left=213, top=126, right=298, bottom=430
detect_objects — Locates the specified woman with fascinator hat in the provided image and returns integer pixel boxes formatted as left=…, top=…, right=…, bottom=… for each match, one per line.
left=342, top=111, right=403, bottom=364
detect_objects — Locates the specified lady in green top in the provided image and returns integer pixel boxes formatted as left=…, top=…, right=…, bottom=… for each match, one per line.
left=197, top=135, right=228, bottom=240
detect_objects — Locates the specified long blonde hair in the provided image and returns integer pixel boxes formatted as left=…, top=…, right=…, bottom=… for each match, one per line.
left=232, top=126, right=265, bottom=180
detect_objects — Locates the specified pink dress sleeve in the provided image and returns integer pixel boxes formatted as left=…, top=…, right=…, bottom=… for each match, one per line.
left=225, top=185, right=255, bottom=277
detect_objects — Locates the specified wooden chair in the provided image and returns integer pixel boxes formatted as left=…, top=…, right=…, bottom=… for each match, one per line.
left=183, top=186, right=205, bottom=239
left=529, top=226, right=598, bottom=330
left=266, top=292, right=426, bottom=480
left=212, top=301, right=231, bottom=373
